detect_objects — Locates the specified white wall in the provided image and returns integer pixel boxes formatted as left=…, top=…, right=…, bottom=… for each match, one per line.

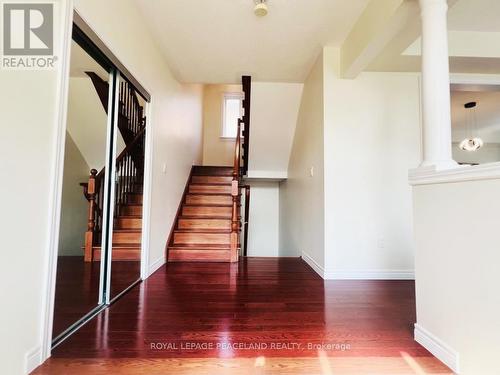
left=202, top=84, right=241, bottom=166
left=66, top=76, right=125, bottom=169
left=0, top=2, right=70, bottom=373
left=246, top=182, right=280, bottom=257
left=281, top=48, right=421, bottom=278
left=279, top=53, right=325, bottom=265
left=0, top=0, right=204, bottom=373
left=74, top=0, right=204, bottom=275
left=322, top=47, right=421, bottom=278
left=413, top=178, right=500, bottom=374
left=58, top=133, right=90, bottom=256
left=248, top=82, right=303, bottom=178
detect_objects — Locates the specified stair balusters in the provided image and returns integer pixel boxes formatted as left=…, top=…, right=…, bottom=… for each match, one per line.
left=82, top=79, right=146, bottom=262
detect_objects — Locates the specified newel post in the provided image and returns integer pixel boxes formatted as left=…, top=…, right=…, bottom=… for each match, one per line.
left=230, top=121, right=242, bottom=263
left=230, top=181, right=239, bottom=263
left=84, top=169, right=98, bottom=262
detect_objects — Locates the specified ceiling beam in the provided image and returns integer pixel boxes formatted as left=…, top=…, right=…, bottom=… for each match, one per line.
left=340, top=0, right=420, bottom=79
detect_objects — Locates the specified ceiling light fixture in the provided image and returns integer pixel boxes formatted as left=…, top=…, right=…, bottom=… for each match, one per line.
left=254, top=0, right=268, bottom=17
left=459, top=101, right=483, bottom=152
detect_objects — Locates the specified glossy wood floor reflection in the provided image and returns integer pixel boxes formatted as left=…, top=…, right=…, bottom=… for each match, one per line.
left=52, top=256, right=141, bottom=338
left=39, top=258, right=451, bottom=374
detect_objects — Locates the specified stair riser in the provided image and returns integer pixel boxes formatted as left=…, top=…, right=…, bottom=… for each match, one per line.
left=93, top=248, right=141, bottom=261
left=127, top=194, right=143, bottom=204
left=173, top=232, right=230, bottom=245
left=115, top=217, right=142, bottom=230
left=178, top=219, right=231, bottom=230
left=191, top=176, right=233, bottom=184
left=189, top=185, right=232, bottom=194
left=186, top=195, right=232, bottom=205
left=121, top=205, right=143, bottom=216
left=182, top=206, right=232, bottom=218
left=192, top=167, right=233, bottom=176
left=168, top=249, right=231, bottom=262
left=113, top=232, right=141, bottom=244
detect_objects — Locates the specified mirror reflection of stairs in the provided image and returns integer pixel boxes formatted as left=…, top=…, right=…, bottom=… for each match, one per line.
left=81, top=76, right=147, bottom=262
left=92, top=182, right=144, bottom=261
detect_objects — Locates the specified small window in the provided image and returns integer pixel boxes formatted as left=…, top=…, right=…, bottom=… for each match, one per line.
left=222, top=92, right=244, bottom=138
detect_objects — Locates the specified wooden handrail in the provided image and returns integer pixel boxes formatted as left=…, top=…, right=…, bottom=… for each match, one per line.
left=81, top=79, right=147, bottom=261
left=94, top=127, right=146, bottom=182
left=233, top=121, right=242, bottom=180
left=241, top=75, right=251, bottom=176
left=115, top=127, right=145, bottom=165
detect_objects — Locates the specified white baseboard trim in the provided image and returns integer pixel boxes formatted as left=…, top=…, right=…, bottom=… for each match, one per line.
left=301, top=251, right=326, bottom=278
left=325, top=270, right=415, bottom=280
left=414, top=323, right=460, bottom=374
left=148, top=255, right=166, bottom=278
left=301, top=252, right=414, bottom=280
left=25, top=345, right=42, bottom=374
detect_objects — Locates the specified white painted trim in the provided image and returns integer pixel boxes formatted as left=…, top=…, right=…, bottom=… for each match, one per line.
left=324, top=270, right=415, bottom=280
left=301, top=252, right=414, bottom=280
left=148, top=256, right=166, bottom=277
left=103, top=72, right=123, bottom=304
left=246, top=170, right=287, bottom=180
left=40, top=0, right=74, bottom=366
left=450, top=73, right=500, bottom=86
left=414, top=323, right=460, bottom=373
left=24, top=345, right=42, bottom=374
left=301, top=251, right=325, bottom=278
left=140, top=98, right=154, bottom=280
left=409, top=163, right=500, bottom=185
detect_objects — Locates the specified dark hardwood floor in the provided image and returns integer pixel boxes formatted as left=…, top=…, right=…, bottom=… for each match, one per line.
left=52, top=256, right=140, bottom=338
left=38, top=257, right=451, bottom=374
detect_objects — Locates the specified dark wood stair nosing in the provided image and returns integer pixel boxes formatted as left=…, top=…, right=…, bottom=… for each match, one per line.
left=174, top=229, right=231, bottom=234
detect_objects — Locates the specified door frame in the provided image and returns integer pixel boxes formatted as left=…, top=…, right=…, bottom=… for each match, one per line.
left=40, top=6, right=153, bottom=364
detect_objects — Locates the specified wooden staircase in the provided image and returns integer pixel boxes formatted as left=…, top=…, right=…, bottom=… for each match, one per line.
left=167, top=166, right=237, bottom=262
left=90, top=185, right=144, bottom=261
left=81, top=77, right=146, bottom=262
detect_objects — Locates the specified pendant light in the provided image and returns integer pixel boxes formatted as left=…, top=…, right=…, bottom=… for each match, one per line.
left=254, top=0, right=268, bottom=17
left=459, top=101, right=483, bottom=152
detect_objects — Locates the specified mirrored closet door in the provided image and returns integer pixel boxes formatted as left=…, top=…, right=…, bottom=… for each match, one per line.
left=52, top=21, right=150, bottom=346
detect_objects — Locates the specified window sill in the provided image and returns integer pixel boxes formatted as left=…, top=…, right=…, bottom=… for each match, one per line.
left=409, top=162, right=500, bottom=186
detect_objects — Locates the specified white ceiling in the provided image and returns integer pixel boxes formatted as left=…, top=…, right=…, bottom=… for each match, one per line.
left=134, top=0, right=369, bottom=83
left=368, top=0, right=500, bottom=74
left=448, top=0, right=500, bottom=32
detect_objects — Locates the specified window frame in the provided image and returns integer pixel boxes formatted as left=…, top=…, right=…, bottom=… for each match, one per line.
left=221, top=92, right=244, bottom=140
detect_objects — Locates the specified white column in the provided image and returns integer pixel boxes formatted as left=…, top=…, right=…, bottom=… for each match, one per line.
left=419, top=0, right=457, bottom=170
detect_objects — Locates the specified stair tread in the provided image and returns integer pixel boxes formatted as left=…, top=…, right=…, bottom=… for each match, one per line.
left=92, top=244, right=141, bottom=249
left=190, top=183, right=231, bottom=186
left=183, top=203, right=233, bottom=207
left=179, top=218, right=231, bottom=221
left=169, top=243, right=230, bottom=249
left=187, top=193, right=232, bottom=196
left=189, top=182, right=232, bottom=186
left=174, top=229, right=231, bottom=234
left=180, top=215, right=232, bottom=219
left=113, top=229, right=142, bottom=233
